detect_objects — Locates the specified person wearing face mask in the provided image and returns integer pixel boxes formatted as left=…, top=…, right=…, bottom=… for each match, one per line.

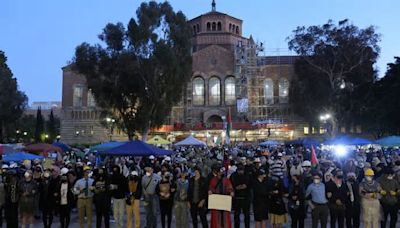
left=157, top=171, right=175, bottom=228
left=301, top=161, right=313, bottom=188
left=4, top=168, right=20, bottom=228
left=32, top=166, right=42, bottom=219
left=142, top=166, right=161, bottom=228
left=92, top=167, right=111, bottom=228
left=288, top=174, right=305, bottom=228
left=345, top=172, right=360, bottom=228
left=378, top=167, right=400, bottom=228
left=305, top=172, right=329, bottom=228
left=73, top=166, right=94, bottom=228
left=359, top=168, right=381, bottom=228
left=326, top=169, right=349, bottom=228
left=253, top=169, right=269, bottom=228
left=57, top=169, right=74, bottom=228
left=39, top=169, right=54, bottom=228
left=230, top=163, right=251, bottom=228
left=19, top=170, right=37, bottom=228
left=174, top=171, right=190, bottom=228
left=209, top=166, right=234, bottom=228
left=126, top=171, right=142, bottom=228
left=188, top=167, right=208, bottom=228
left=109, top=165, right=128, bottom=228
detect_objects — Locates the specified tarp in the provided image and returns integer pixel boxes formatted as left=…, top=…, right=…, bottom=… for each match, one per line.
left=24, top=143, right=63, bottom=157
left=324, top=136, right=373, bottom=145
left=349, top=137, right=373, bottom=145
left=259, top=140, right=281, bottom=146
left=52, top=142, right=71, bottom=152
left=147, top=136, right=171, bottom=145
left=89, top=141, right=127, bottom=153
left=286, top=137, right=320, bottom=146
left=375, top=136, right=400, bottom=147
left=0, top=144, right=19, bottom=155
left=101, top=140, right=172, bottom=156
left=3, top=152, right=44, bottom=162
left=174, top=135, right=206, bottom=146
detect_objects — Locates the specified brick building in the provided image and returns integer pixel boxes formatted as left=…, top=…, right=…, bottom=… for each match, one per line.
left=60, top=2, right=307, bottom=144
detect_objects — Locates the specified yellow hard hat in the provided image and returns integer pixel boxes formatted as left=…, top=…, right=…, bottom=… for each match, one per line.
left=364, top=168, right=374, bottom=176
left=83, top=166, right=91, bottom=171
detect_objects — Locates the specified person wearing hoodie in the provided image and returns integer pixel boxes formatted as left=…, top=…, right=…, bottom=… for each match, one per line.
left=157, top=171, right=175, bottom=228
left=345, top=172, right=360, bottom=228
left=126, top=171, right=142, bottom=228
left=174, top=170, right=190, bottom=228
left=188, top=167, right=208, bottom=228
left=19, top=170, right=38, bottom=228
left=110, top=165, right=128, bottom=228
left=230, top=163, right=251, bottom=228
left=57, top=170, right=74, bottom=228
left=378, top=167, right=400, bottom=228
left=93, top=167, right=111, bottom=228
left=4, top=168, right=19, bottom=228
left=39, top=169, right=55, bottom=228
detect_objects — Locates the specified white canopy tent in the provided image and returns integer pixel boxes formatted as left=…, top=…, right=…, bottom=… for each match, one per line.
left=174, top=135, right=206, bottom=147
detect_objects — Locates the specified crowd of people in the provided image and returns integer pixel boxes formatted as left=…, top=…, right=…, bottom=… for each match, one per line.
left=0, top=144, right=400, bottom=228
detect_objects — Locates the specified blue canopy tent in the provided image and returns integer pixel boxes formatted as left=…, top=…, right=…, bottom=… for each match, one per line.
left=3, top=152, right=44, bottom=162
left=324, top=136, right=353, bottom=145
left=375, top=136, right=400, bottom=147
left=349, top=137, right=373, bottom=145
left=101, top=140, right=172, bottom=156
left=286, top=138, right=320, bottom=146
left=259, top=140, right=281, bottom=146
left=52, top=142, right=71, bottom=153
left=90, top=141, right=128, bottom=153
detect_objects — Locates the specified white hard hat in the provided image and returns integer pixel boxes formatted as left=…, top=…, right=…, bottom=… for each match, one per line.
left=131, top=171, right=138, bottom=176
left=254, top=157, right=261, bottom=163
left=2, top=164, right=9, bottom=169
left=149, top=155, right=155, bottom=160
left=10, top=163, right=18, bottom=169
left=277, top=153, right=283, bottom=157
left=164, top=157, right=171, bottom=162
left=60, top=167, right=69, bottom=175
left=302, top=160, right=311, bottom=167
left=87, top=162, right=92, bottom=166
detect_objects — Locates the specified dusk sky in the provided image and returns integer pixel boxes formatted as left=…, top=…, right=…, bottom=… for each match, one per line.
left=1, top=0, right=399, bottom=104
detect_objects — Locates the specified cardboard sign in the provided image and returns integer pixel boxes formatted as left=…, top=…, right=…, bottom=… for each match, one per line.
left=208, top=194, right=232, bottom=212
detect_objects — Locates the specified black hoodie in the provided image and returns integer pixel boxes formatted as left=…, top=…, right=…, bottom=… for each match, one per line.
left=110, top=166, right=128, bottom=199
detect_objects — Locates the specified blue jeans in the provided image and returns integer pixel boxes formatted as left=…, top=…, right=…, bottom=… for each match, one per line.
left=144, top=194, right=158, bottom=228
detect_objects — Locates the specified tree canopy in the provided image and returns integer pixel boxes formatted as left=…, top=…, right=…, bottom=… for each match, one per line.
left=287, top=19, right=380, bottom=134
left=0, top=50, right=27, bottom=143
left=73, top=1, right=192, bottom=140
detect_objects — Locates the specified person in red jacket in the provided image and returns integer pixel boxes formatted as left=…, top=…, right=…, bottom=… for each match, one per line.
left=208, top=166, right=234, bottom=228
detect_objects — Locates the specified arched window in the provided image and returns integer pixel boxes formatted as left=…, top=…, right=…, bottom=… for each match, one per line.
left=212, top=22, right=216, bottom=31
left=236, top=26, right=239, bottom=34
left=87, top=89, right=96, bottom=107
left=196, top=24, right=200, bottom=33
left=264, top=78, right=274, bottom=104
left=209, top=77, right=221, bottom=105
left=279, top=78, right=289, bottom=103
left=207, top=22, right=211, bottom=31
left=193, top=25, right=196, bottom=35
left=225, top=77, right=236, bottom=105
left=73, top=85, right=83, bottom=107
left=229, top=23, right=232, bottom=32
left=217, top=22, right=222, bottom=31
left=192, top=77, right=205, bottom=106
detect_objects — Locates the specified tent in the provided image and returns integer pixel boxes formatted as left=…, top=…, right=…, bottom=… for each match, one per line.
left=324, top=136, right=353, bottom=145
left=24, top=143, right=63, bottom=156
left=349, top=137, right=373, bottom=145
left=259, top=140, right=281, bottom=146
left=375, top=136, right=400, bottom=147
left=101, top=140, right=172, bottom=156
left=147, top=136, right=171, bottom=145
left=286, top=137, right=320, bottom=146
left=0, top=144, right=20, bottom=155
left=174, top=135, right=206, bottom=147
left=52, top=142, right=71, bottom=152
left=2, top=152, right=44, bottom=162
left=89, top=141, right=127, bottom=153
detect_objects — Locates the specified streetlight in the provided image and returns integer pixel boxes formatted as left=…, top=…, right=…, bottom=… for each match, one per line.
left=106, top=117, right=115, bottom=141
left=23, top=132, right=28, bottom=136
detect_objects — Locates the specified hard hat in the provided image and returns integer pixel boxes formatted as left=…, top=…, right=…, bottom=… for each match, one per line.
left=364, top=168, right=374, bottom=176
left=10, top=163, right=18, bottom=169
left=83, top=166, right=91, bottom=171
left=277, top=153, right=283, bottom=157
left=164, top=157, right=171, bottom=162
left=149, top=155, right=155, bottom=160
left=2, top=164, right=9, bottom=169
left=302, top=160, right=311, bottom=167
left=60, top=167, right=69, bottom=175
left=131, top=171, right=139, bottom=176
left=254, top=157, right=261, bottom=163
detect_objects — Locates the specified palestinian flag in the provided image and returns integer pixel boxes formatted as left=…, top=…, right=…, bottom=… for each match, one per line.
left=225, top=108, right=232, bottom=145
left=311, top=145, right=319, bottom=167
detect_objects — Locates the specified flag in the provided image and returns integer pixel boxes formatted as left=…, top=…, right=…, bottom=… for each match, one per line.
left=225, top=108, right=232, bottom=145
left=311, top=145, right=318, bottom=167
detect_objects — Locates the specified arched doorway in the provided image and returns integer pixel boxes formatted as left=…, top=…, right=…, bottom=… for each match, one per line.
left=206, top=115, right=223, bottom=124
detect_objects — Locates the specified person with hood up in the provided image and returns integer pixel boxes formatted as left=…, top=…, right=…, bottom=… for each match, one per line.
left=93, top=167, right=111, bottom=228
left=126, top=171, right=142, bottom=228
left=378, top=167, right=400, bottom=228
left=19, top=170, right=37, bottom=228
left=359, top=168, right=381, bottom=228
left=58, top=168, right=74, bottom=228
left=39, top=169, right=55, bottom=228
left=110, top=165, right=128, bottom=228
left=230, top=163, right=251, bottom=228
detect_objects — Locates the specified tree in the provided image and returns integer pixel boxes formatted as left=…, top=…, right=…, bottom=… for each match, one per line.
left=287, top=19, right=380, bottom=135
left=34, top=107, right=44, bottom=142
left=16, top=114, right=36, bottom=142
left=0, top=50, right=28, bottom=143
left=74, top=1, right=192, bottom=140
left=47, top=109, right=59, bottom=142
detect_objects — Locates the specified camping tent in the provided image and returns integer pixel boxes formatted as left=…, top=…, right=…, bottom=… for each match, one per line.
left=259, top=140, right=281, bottom=146
left=375, top=136, right=400, bottom=147
left=101, top=140, right=172, bottom=156
left=174, top=135, right=206, bottom=147
left=2, top=152, right=44, bottom=162
left=147, top=136, right=171, bottom=145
